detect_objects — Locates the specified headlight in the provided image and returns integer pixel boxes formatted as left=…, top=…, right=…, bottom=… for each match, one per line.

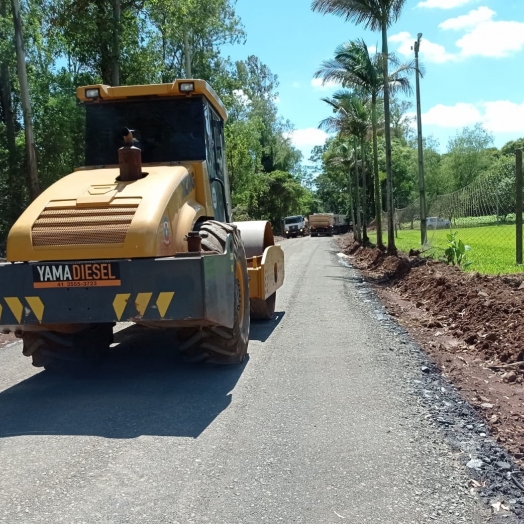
left=85, top=88, right=100, bottom=99
left=179, top=82, right=195, bottom=92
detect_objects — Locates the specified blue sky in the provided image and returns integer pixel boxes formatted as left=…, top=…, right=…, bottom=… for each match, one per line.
left=222, top=0, right=524, bottom=161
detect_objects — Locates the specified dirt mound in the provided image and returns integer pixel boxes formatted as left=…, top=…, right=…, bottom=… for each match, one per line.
left=337, top=234, right=524, bottom=468
left=341, top=240, right=421, bottom=280
left=396, top=267, right=524, bottom=365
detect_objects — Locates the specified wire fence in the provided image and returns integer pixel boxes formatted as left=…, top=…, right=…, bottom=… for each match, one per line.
left=377, top=170, right=523, bottom=274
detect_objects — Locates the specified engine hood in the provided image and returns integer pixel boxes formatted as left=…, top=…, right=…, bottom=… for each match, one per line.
left=7, top=165, right=199, bottom=262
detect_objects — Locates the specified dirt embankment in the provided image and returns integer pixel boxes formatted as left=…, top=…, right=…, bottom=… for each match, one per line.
left=337, top=235, right=524, bottom=467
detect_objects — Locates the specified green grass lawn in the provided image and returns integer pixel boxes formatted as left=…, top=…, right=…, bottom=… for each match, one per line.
left=367, top=224, right=524, bottom=275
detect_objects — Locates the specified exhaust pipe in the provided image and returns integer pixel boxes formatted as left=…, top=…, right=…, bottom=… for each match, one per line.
left=118, top=128, right=142, bottom=181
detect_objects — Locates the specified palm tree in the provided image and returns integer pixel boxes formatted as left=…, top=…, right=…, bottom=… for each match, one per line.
left=319, top=90, right=372, bottom=243
left=323, top=141, right=358, bottom=241
left=314, top=38, right=413, bottom=249
left=311, top=0, right=408, bottom=254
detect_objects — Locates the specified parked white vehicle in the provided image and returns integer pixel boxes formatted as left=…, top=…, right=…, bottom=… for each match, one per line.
left=426, top=216, right=451, bottom=229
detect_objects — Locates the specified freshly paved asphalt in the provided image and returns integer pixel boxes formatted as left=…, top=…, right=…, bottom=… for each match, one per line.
left=0, top=236, right=490, bottom=523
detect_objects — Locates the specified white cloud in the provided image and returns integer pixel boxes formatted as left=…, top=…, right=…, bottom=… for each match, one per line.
left=439, top=6, right=494, bottom=30
left=292, top=81, right=301, bottom=88
left=368, top=45, right=377, bottom=54
left=482, top=101, right=524, bottom=133
left=284, top=128, right=329, bottom=148
left=422, top=100, right=524, bottom=134
left=422, top=103, right=482, bottom=128
left=391, top=9, right=524, bottom=63
left=437, top=8, right=524, bottom=58
left=455, top=19, right=524, bottom=57
left=389, top=32, right=457, bottom=63
left=311, top=78, right=340, bottom=90
left=417, top=0, right=472, bottom=8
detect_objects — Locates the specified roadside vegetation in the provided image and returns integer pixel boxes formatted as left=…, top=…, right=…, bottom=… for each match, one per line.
left=310, top=1, right=524, bottom=274
left=367, top=227, right=522, bottom=275
left=0, top=0, right=318, bottom=248
left=2, top=0, right=524, bottom=274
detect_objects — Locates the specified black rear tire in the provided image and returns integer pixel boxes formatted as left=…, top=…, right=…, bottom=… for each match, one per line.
left=26, top=323, right=114, bottom=373
left=178, top=221, right=250, bottom=365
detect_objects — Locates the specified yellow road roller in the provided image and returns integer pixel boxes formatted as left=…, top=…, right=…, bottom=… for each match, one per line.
left=0, top=79, right=284, bottom=368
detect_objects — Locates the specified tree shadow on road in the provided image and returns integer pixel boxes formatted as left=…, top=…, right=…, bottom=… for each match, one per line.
left=0, top=325, right=250, bottom=440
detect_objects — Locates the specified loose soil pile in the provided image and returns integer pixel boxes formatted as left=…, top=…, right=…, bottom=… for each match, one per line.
left=337, top=234, right=524, bottom=468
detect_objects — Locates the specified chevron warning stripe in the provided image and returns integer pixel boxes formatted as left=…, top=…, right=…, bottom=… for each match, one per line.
left=112, top=292, right=175, bottom=321
left=0, top=296, right=45, bottom=324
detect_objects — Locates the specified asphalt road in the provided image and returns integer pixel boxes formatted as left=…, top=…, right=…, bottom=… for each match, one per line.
left=0, top=236, right=491, bottom=523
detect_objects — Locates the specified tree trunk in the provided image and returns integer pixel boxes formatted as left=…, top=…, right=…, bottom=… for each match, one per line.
left=371, top=93, right=383, bottom=249
left=353, top=136, right=362, bottom=243
left=361, top=137, right=368, bottom=245
left=0, top=0, right=24, bottom=224
left=381, top=24, right=396, bottom=254
left=11, top=0, right=39, bottom=200
left=184, top=30, right=192, bottom=78
left=111, top=0, right=120, bottom=86
left=0, top=0, right=16, bottom=160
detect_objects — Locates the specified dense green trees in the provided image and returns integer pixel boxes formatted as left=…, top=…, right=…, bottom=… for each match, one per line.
left=440, top=124, right=494, bottom=190
left=0, top=0, right=313, bottom=245
left=2, top=0, right=523, bottom=249
left=313, top=112, right=523, bottom=232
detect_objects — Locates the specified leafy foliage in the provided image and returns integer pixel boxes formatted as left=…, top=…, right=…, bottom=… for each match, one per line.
left=441, top=123, right=495, bottom=190
left=443, top=231, right=472, bottom=269
left=0, top=0, right=315, bottom=242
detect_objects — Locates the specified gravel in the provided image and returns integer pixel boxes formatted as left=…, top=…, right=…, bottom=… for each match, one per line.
left=337, top=250, right=524, bottom=523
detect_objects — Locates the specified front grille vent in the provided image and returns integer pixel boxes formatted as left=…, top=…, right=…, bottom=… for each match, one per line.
left=32, top=205, right=139, bottom=247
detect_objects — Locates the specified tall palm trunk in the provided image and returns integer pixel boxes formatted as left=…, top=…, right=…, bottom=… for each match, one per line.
left=371, top=92, right=383, bottom=249
left=360, top=137, right=368, bottom=245
left=353, top=136, right=362, bottom=243
left=348, top=170, right=357, bottom=241
left=381, top=24, right=396, bottom=254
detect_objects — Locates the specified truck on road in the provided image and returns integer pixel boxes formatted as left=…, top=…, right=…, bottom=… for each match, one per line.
left=283, top=215, right=308, bottom=238
left=333, top=214, right=350, bottom=234
left=309, top=213, right=334, bottom=237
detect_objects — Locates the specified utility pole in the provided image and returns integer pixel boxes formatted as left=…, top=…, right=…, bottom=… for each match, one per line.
left=414, top=33, right=427, bottom=246
left=516, top=149, right=522, bottom=265
left=11, top=0, right=39, bottom=200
